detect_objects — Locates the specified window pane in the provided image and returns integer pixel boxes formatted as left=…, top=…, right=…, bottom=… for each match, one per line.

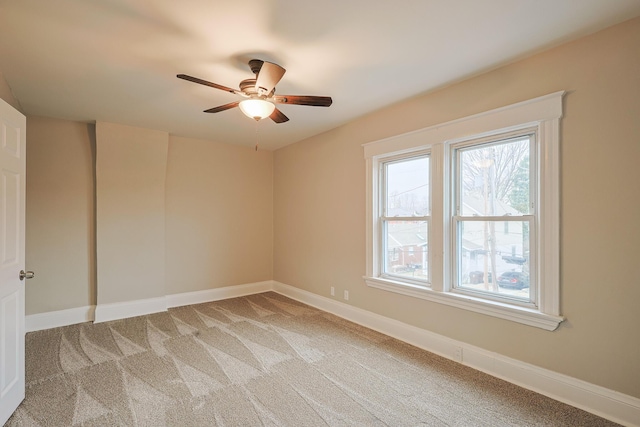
left=457, top=220, right=530, bottom=301
left=459, top=137, right=530, bottom=216
left=385, top=156, right=429, bottom=216
left=384, top=220, right=428, bottom=281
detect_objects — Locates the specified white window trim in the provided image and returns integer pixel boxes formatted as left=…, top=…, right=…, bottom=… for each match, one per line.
left=363, top=92, right=564, bottom=331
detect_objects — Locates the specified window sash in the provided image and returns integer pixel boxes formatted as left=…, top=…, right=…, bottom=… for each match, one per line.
left=453, top=131, right=536, bottom=217
left=380, top=217, right=430, bottom=284
left=451, top=215, right=536, bottom=308
left=381, top=153, right=430, bottom=218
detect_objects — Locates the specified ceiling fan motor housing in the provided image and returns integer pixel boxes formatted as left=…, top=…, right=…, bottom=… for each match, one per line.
left=248, top=59, right=264, bottom=75
left=239, top=79, right=258, bottom=96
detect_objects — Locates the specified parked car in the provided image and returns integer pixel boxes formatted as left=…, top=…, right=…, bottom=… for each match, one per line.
left=497, top=271, right=529, bottom=289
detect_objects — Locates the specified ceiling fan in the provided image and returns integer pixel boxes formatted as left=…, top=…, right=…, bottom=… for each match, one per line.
left=177, top=59, right=332, bottom=123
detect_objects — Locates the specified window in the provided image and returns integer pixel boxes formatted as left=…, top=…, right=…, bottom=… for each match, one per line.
left=453, top=132, right=535, bottom=307
left=364, top=92, right=564, bottom=330
left=380, top=154, right=430, bottom=284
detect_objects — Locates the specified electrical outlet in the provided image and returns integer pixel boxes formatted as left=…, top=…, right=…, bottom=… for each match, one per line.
left=343, top=290, right=349, bottom=301
left=453, top=346, right=463, bottom=363
left=330, top=286, right=335, bottom=296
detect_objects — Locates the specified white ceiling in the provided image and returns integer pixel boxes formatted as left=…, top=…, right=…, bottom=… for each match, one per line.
left=1, top=1, right=639, bottom=150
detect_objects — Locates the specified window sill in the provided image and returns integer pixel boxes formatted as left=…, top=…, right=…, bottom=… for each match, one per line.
left=364, top=276, right=564, bottom=331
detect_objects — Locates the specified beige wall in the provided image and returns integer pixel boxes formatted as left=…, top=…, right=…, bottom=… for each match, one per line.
left=273, top=17, right=640, bottom=398
left=24, top=120, right=274, bottom=311
left=25, top=116, right=95, bottom=314
left=165, top=135, right=273, bottom=294
left=96, top=122, right=169, bottom=304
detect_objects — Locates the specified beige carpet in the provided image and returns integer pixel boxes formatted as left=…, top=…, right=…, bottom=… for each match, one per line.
left=6, top=292, right=617, bottom=426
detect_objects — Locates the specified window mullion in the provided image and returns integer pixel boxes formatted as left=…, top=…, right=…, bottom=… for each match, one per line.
left=431, top=143, right=445, bottom=291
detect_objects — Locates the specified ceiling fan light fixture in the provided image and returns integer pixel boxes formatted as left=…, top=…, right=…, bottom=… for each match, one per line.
left=239, top=99, right=275, bottom=121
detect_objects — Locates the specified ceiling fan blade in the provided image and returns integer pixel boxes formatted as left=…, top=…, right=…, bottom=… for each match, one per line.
left=203, top=101, right=240, bottom=113
left=273, top=95, right=332, bottom=107
left=177, top=74, right=239, bottom=95
left=255, top=62, right=286, bottom=95
left=270, top=108, right=289, bottom=124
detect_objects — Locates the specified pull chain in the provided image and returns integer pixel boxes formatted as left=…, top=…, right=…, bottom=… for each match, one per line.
left=254, top=118, right=259, bottom=151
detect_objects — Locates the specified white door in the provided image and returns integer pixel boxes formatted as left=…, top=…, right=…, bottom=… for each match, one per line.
left=0, top=98, right=27, bottom=425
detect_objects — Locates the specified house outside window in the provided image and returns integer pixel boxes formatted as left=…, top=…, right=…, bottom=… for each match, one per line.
left=363, top=92, right=564, bottom=330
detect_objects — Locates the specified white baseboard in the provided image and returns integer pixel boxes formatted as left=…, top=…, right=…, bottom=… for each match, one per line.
left=24, top=280, right=640, bottom=426
left=26, top=305, right=95, bottom=332
left=26, top=281, right=275, bottom=330
left=272, top=281, right=640, bottom=427
left=94, top=296, right=168, bottom=324
left=92, top=281, right=274, bottom=323
left=166, top=280, right=273, bottom=308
